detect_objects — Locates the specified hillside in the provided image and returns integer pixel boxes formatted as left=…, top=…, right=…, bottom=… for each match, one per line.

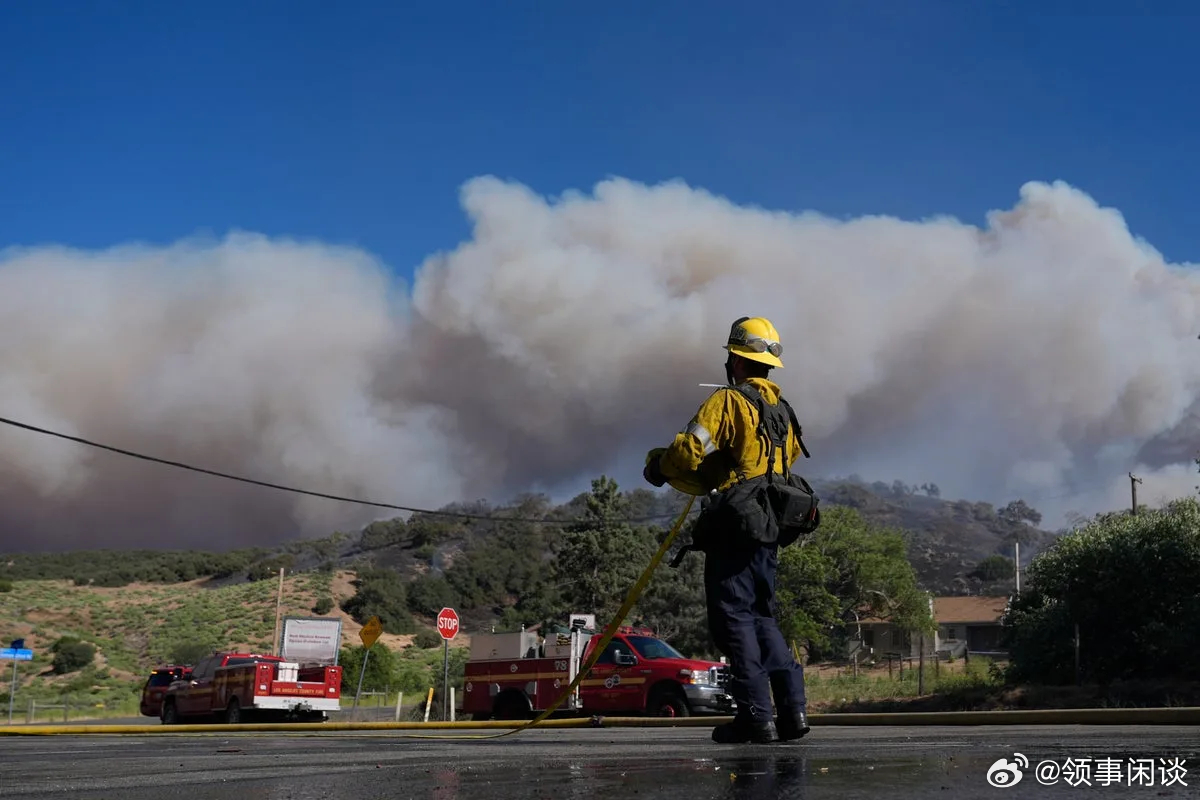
left=323, top=478, right=1058, bottom=602
left=0, top=567, right=472, bottom=716
left=0, top=477, right=1061, bottom=715
left=810, top=478, right=1060, bottom=594
left=0, top=478, right=1058, bottom=609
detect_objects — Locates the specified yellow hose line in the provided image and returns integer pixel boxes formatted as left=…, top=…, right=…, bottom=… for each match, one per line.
left=6, top=707, right=1200, bottom=736
left=810, top=707, right=1200, bottom=726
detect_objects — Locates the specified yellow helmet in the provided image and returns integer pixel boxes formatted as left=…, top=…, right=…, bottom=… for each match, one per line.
left=723, top=316, right=783, bottom=368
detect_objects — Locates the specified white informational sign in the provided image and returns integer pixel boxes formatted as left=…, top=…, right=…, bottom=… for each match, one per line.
left=280, top=616, right=343, bottom=665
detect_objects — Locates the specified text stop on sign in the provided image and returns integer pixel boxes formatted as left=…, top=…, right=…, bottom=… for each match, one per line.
left=437, top=607, right=459, bottom=640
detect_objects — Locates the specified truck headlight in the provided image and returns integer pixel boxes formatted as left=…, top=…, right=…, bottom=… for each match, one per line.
left=678, top=669, right=713, bottom=685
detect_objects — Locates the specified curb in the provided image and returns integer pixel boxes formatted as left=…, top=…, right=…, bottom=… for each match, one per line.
left=4, top=707, right=1200, bottom=735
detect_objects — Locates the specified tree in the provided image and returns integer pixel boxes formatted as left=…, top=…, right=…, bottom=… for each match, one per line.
left=553, top=476, right=656, bottom=622
left=406, top=574, right=457, bottom=617
left=635, top=518, right=711, bottom=657
left=247, top=554, right=294, bottom=583
left=920, top=483, right=941, bottom=498
left=775, top=506, right=934, bottom=660
left=1003, top=497, right=1200, bottom=685
left=969, top=555, right=1015, bottom=582
left=341, top=567, right=417, bottom=634
left=442, top=495, right=559, bottom=626
left=338, top=642, right=399, bottom=693
left=998, top=499, right=1042, bottom=528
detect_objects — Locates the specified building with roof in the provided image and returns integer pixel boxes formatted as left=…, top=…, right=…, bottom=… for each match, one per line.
left=847, top=595, right=1010, bottom=660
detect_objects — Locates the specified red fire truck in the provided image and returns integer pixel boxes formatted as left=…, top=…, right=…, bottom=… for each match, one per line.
left=461, top=614, right=734, bottom=720
left=139, top=664, right=190, bottom=718
left=159, top=651, right=342, bottom=724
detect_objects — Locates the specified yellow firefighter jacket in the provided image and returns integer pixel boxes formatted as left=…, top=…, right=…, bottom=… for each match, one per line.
left=648, top=377, right=804, bottom=496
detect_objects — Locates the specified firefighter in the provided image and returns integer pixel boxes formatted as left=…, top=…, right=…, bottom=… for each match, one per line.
left=643, top=316, right=810, bottom=744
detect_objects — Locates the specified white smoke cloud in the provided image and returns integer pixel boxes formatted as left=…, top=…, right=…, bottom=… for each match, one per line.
left=2, top=177, right=1199, bottom=551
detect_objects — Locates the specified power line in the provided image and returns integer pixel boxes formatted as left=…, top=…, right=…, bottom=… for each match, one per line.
left=0, top=415, right=686, bottom=525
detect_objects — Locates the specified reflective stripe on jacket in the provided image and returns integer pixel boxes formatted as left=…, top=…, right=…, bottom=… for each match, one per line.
left=656, top=377, right=803, bottom=494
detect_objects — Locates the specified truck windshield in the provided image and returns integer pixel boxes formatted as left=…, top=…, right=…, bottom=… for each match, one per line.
left=146, top=672, right=175, bottom=687
left=625, top=636, right=685, bottom=660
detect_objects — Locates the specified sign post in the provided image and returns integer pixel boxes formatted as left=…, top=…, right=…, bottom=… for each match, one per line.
left=353, top=616, right=383, bottom=712
left=436, top=607, right=459, bottom=721
left=2, top=639, right=33, bottom=726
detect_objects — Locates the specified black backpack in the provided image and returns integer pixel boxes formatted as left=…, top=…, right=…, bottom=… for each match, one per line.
left=686, top=383, right=821, bottom=555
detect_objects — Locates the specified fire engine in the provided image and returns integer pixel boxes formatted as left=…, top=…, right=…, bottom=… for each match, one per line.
left=159, top=651, right=342, bottom=724
left=461, top=613, right=734, bottom=720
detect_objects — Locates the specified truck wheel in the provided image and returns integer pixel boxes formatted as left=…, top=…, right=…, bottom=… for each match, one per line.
left=224, top=698, right=241, bottom=725
left=649, top=689, right=690, bottom=718
left=161, top=700, right=178, bottom=725
left=493, top=691, right=533, bottom=721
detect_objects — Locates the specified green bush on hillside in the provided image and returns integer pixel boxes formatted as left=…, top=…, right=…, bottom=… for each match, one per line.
left=51, top=637, right=96, bottom=674
left=312, top=596, right=334, bottom=615
left=412, top=630, right=442, bottom=649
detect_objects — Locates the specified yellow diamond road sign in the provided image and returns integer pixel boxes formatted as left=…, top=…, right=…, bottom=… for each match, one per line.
left=360, top=615, right=383, bottom=648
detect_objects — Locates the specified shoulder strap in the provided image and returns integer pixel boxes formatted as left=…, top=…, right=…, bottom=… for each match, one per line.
left=731, top=383, right=786, bottom=483
left=777, top=396, right=812, bottom=459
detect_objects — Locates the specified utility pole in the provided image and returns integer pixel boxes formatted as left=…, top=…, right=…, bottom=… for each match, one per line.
left=273, top=567, right=286, bottom=655
left=1014, top=541, right=1021, bottom=593
left=1129, top=472, right=1142, bottom=515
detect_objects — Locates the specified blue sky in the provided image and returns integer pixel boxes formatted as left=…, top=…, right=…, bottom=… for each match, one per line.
left=2, top=1, right=1198, bottom=279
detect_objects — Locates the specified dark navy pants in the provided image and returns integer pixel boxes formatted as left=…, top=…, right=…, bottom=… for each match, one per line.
left=704, top=541, right=807, bottom=722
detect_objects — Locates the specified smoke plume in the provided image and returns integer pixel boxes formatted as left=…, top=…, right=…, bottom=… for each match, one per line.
left=2, top=177, right=1199, bottom=552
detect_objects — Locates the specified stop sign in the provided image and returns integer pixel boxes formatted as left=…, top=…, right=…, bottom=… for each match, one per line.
left=436, top=607, right=460, bottom=640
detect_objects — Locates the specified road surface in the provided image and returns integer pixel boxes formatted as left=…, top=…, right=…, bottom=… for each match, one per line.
left=1, top=725, right=1197, bottom=798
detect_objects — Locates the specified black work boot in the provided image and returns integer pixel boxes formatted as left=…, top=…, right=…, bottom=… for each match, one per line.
left=776, top=709, right=810, bottom=741
left=711, top=717, right=780, bottom=744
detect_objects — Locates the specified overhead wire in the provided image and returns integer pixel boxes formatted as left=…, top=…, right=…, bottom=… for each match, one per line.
left=0, top=415, right=691, bottom=526
left=0, top=414, right=1153, bottom=526
left=0, top=411, right=700, bottom=741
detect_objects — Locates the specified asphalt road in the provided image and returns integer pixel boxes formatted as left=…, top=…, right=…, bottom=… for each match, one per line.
left=2, top=725, right=1198, bottom=799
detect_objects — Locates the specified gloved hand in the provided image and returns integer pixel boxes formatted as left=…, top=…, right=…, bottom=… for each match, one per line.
left=643, top=449, right=667, bottom=487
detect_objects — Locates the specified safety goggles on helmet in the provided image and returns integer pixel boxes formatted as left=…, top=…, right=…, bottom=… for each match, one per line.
left=737, top=335, right=782, bottom=358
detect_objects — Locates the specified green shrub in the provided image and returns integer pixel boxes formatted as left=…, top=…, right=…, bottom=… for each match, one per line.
left=313, top=597, right=334, bottom=615
left=51, top=637, right=96, bottom=674
left=338, top=643, right=397, bottom=693
left=0, top=578, right=12, bottom=593
left=413, top=630, right=442, bottom=649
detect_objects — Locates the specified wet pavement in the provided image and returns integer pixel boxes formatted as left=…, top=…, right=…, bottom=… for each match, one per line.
left=2, top=725, right=1199, bottom=798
